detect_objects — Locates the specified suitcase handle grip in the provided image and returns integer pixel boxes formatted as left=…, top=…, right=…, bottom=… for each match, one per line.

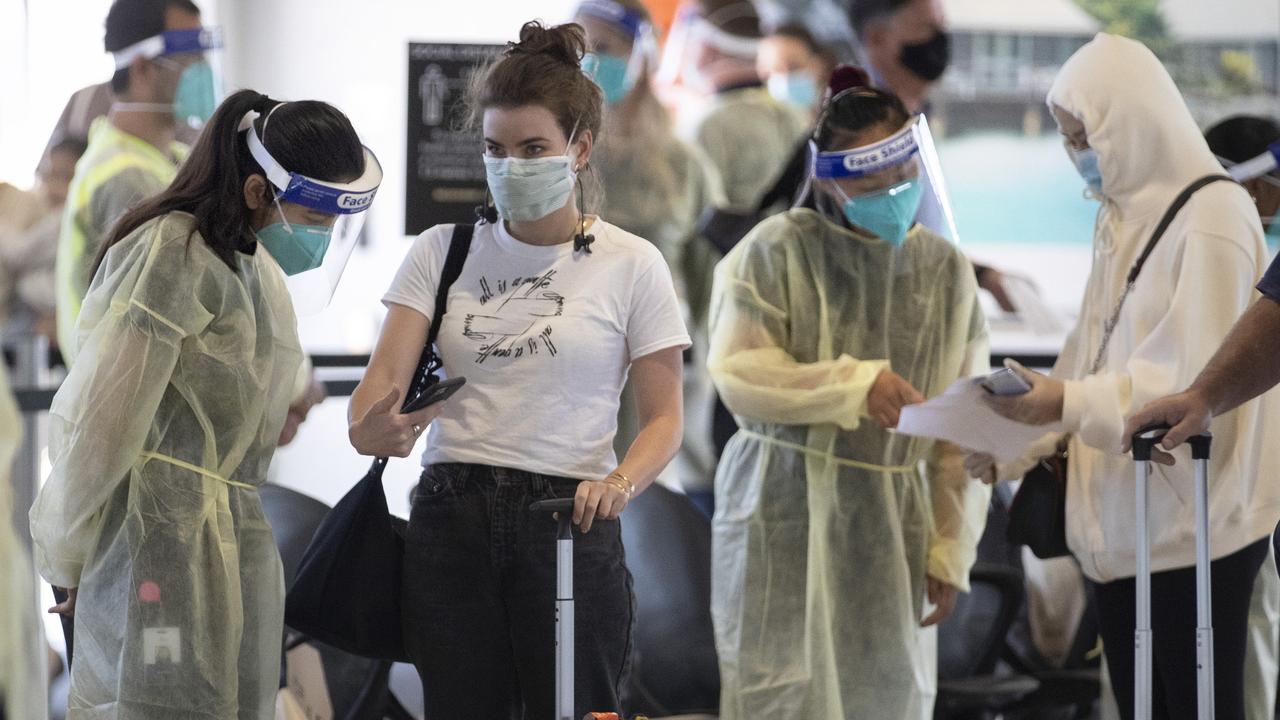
left=1130, top=422, right=1212, bottom=461
left=529, top=498, right=576, bottom=515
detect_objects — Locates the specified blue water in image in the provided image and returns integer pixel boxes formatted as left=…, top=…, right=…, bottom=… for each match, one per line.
left=935, top=132, right=1099, bottom=246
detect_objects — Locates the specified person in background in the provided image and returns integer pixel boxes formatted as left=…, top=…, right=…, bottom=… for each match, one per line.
left=31, top=88, right=382, bottom=719
left=757, top=23, right=837, bottom=121
left=35, top=81, right=202, bottom=186
left=576, top=0, right=725, bottom=511
left=676, top=0, right=807, bottom=211
left=0, top=138, right=87, bottom=347
left=708, top=68, right=989, bottom=718
left=969, top=34, right=1280, bottom=720
left=849, top=0, right=948, bottom=115
left=56, top=0, right=218, bottom=359
left=1206, top=116, right=1280, bottom=244
left=0, top=363, right=40, bottom=720
left=349, top=21, right=688, bottom=718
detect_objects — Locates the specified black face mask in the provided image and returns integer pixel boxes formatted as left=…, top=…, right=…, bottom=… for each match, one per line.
left=899, top=30, right=950, bottom=82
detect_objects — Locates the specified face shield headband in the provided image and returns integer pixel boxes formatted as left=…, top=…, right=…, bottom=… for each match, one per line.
left=576, top=0, right=649, bottom=40
left=810, top=117, right=920, bottom=181
left=243, top=106, right=383, bottom=215
left=1223, top=142, right=1280, bottom=186
left=112, top=27, right=223, bottom=69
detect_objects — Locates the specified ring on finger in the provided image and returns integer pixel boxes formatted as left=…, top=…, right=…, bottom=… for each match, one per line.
left=412, top=424, right=421, bottom=435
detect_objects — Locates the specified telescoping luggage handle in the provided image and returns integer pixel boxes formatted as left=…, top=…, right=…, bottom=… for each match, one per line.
left=1130, top=424, right=1214, bottom=720
left=531, top=498, right=577, bottom=720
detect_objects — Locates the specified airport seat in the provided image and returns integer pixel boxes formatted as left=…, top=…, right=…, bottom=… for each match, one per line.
left=621, top=484, right=721, bottom=717
left=935, top=563, right=1040, bottom=719
left=261, top=484, right=415, bottom=720
left=987, top=485, right=1101, bottom=720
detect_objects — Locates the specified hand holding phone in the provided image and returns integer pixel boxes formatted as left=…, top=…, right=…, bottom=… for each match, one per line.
left=401, top=376, right=466, bottom=414
left=980, top=368, right=1031, bottom=396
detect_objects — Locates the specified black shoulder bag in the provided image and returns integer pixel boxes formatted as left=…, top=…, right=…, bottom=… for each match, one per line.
left=284, top=223, right=474, bottom=661
left=1006, top=175, right=1234, bottom=559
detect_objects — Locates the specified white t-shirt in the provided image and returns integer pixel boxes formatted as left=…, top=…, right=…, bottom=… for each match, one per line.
left=383, top=218, right=691, bottom=480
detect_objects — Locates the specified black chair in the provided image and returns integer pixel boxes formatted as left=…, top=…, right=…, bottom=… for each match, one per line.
left=260, top=484, right=415, bottom=720
left=988, top=484, right=1101, bottom=720
left=620, top=484, right=721, bottom=717
left=935, top=563, right=1040, bottom=719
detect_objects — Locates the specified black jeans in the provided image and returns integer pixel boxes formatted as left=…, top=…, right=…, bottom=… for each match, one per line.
left=402, top=463, right=635, bottom=720
left=1091, top=536, right=1269, bottom=720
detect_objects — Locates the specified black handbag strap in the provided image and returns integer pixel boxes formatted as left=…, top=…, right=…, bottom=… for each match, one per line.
left=1127, top=174, right=1235, bottom=285
left=371, top=223, right=474, bottom=473
left=407, top=222, right=474, bottom=396
left=1090, top=174, right=1235, bottom=374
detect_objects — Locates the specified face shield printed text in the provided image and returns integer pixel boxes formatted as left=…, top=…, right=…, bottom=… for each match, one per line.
left=815, top=131, right=920, bottom=180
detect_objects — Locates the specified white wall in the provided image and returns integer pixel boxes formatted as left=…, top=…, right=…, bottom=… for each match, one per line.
left=220, top=0, right=579, bottom=510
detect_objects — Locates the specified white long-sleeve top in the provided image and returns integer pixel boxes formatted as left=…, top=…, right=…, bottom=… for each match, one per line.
left=998, top=33, right=1280, bottom=583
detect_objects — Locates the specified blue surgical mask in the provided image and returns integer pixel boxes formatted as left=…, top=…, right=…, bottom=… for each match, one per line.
left=1069, top=145, right=1104, bottom=195
left=257, top=208, right=333, bottom=276
left=766, top=72, right=818, bottom=111
left=839, top=179, right=925, bottom=246
left=582, top=52, right=635, bottom=105
left=483, top=153, right=577, bottom=222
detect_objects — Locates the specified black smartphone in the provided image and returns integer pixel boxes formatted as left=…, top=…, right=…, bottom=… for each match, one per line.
left=401, top=376, right=466, bottom=414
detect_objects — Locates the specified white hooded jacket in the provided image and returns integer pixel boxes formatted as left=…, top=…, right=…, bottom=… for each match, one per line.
left=1001, top=33, right=1280, bottom=583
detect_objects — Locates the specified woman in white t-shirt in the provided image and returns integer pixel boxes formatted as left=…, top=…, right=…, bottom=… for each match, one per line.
left=348, top=21, right=689, bottom=720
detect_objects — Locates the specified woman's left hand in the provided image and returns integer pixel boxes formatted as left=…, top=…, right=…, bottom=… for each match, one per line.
left=921, top=576, right=958, bottom=627
left=573, top=479, right=631, bottom=533
left=984, top=359, right=1064, bottom=426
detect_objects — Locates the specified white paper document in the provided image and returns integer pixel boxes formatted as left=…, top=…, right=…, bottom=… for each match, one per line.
left=897, top=377, right=1054, bottom=462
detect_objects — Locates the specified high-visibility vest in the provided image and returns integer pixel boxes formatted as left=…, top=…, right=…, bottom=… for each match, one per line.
left=55, top=117, right=187, bottom=360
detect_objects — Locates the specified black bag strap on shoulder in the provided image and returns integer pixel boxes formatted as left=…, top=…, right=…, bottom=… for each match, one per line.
left=1090, top=174, right=1235, bottom=373
left=369, top=223, right=474, bottom=475
left=1128, top=174, right=1235, bottom=284
left=408, top=223, right=474, bottom=392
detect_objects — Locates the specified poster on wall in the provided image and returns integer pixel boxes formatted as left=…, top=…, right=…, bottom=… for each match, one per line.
left=405, top=42, right=502, bottom=236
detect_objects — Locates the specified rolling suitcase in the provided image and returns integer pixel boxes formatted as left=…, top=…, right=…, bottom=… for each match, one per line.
left=531, top=498, right=582, bottom=720
left=1130, top=425, right=1215, bottom=719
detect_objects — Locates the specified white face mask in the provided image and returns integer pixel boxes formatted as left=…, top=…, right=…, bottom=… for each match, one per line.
left=483, top=153, right=577, bottom=222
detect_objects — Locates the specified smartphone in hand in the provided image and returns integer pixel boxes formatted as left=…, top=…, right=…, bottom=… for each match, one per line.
left=980, top=368, right=1031, bottom=396
left=401, top=376, right=466, bottom=414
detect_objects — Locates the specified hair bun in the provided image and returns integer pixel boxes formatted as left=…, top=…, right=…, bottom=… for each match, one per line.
left=507, top=21, right=585, bottom=69
left=828, top=65, right=872, bottom=96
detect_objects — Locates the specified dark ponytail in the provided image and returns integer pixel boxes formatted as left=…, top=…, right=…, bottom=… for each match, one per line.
left=813, top=65, right=910, bottom=151
left=94, top=89, right=365, bottom=278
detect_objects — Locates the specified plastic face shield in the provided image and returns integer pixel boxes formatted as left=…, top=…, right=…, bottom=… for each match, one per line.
left=112, top=27, right=225, bottom=130
left=575, top=0, right=659, bottom=93
left=1222, top=142, right=1280, bottom=189
left=244, top=110, right=382, bottom=315
left=808, top=111, right=960, bottom=243
left=655, top=3, right=760, bottom=89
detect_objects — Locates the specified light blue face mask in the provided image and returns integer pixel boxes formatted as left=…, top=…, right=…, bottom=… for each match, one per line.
left=767, top=72, right=818, bottom=112
left=1069, top=145, right=1104, bottom=195
left=839, top=179, right=925, bottom=246
left=157, top=57, right=217, bottom=129
left=582, top=52, right=635, bottom=105
left=173, top=60, right=217, bottom=128
left=483, top=153, right=577, bottom=222
left=256, top=205, right=334, bottom=276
